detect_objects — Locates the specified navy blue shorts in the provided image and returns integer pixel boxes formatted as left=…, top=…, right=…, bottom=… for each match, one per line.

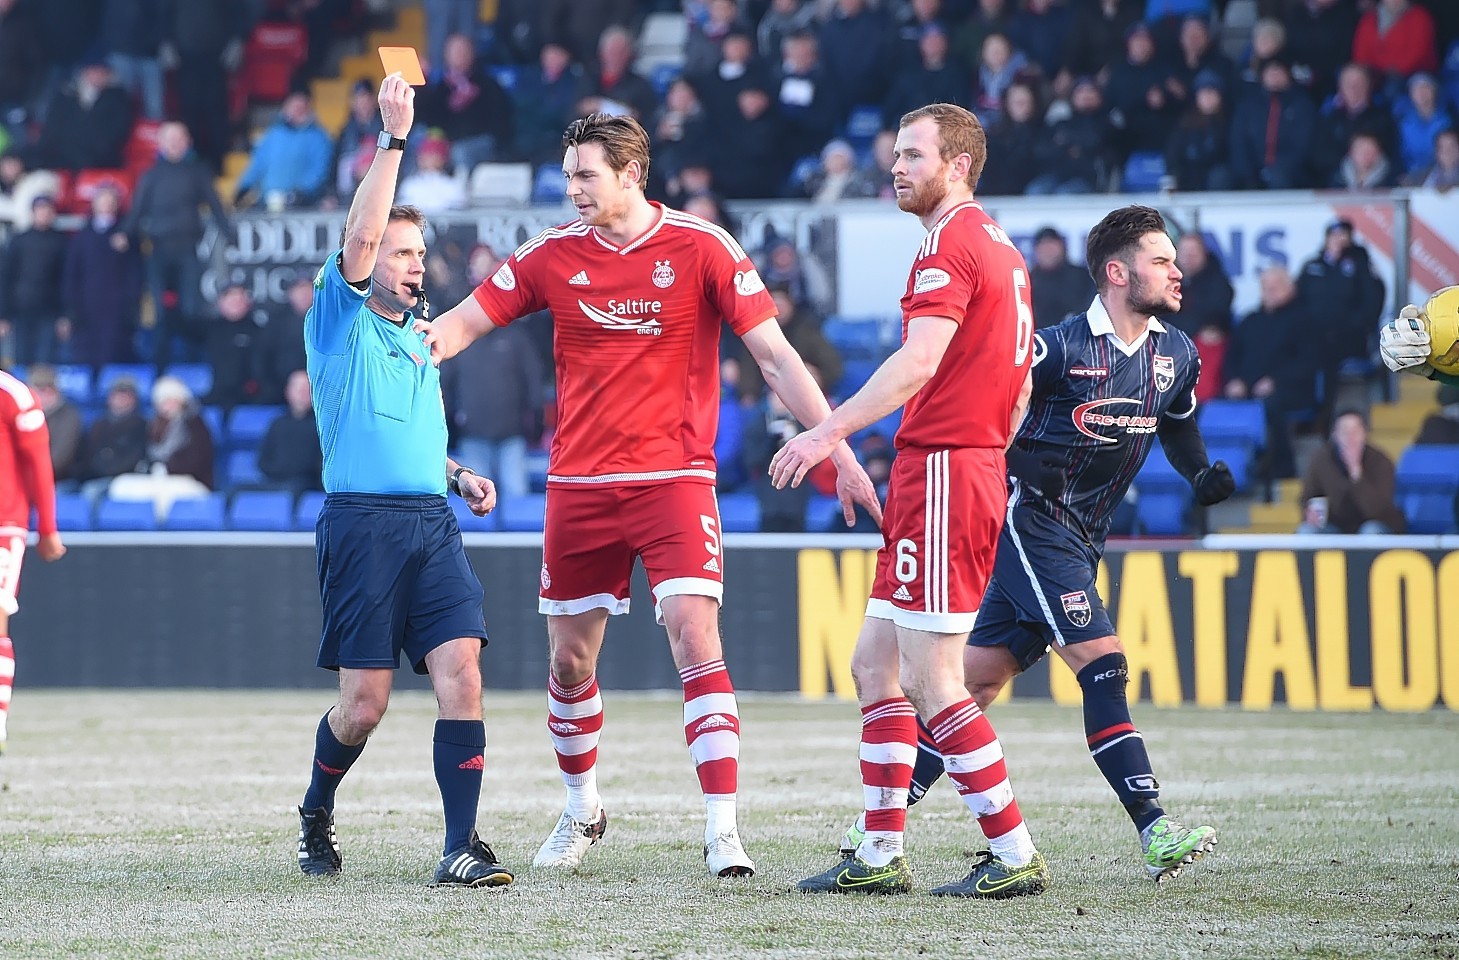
left=315, top=494, right=486, bottom=674
left=968, top=505, right=1114, bottom=672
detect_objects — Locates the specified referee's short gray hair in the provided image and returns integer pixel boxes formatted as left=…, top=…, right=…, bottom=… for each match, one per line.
left=339, top=204, right=427, bottom=246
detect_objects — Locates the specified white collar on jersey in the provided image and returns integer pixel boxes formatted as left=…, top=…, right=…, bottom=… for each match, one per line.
left=1085, top=296, right=1165, bottom=358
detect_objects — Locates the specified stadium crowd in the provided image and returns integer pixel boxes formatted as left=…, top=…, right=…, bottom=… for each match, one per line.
left=0, top=0, right=1454, bottom=533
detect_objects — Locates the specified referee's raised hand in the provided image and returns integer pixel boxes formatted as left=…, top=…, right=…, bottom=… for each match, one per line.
left=378, top=72, right=415, bottom=138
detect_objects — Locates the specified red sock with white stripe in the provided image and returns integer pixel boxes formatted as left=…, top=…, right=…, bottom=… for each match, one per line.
left=0, top=637, right=12, bottom=745
left=928, top=698, right=1037, bottom=866
left=854, top=697, right=918, bottom=867
left=547, top=673, right=603, bottom=819
left=681, top=659, right=740, bottom=836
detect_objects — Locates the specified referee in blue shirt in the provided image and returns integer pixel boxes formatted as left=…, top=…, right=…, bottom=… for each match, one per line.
left=293, top=73, right=511, bottom=889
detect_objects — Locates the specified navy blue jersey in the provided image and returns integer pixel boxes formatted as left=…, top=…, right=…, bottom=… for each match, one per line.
left=1012, top=297, right=1200, bottom=544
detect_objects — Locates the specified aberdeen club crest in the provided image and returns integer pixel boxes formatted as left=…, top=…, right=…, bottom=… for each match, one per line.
left=652, top=259, right=676, bottom=288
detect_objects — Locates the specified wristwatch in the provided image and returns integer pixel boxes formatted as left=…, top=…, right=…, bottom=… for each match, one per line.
left=377, top=131, right=407, bottom=151
left=449, top=466, right=476, bottom=496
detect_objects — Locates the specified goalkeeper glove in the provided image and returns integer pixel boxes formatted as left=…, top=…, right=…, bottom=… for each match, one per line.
left=1192, top=460, right=1235, bottom=506
left=1006, top=446, right=1068, bottom=499
left=1379, top=305, right=1433, bottom=376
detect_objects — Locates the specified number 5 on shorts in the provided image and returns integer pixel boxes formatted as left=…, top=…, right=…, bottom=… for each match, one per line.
left=701, top=515, right=721, bottom=558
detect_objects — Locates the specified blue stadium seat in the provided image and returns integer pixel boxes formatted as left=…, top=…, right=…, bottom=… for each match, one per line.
left=8, top=364, right=24, bottom=385
left=1396, top=444, right=1459, bottom=494
left=451, top=497, right=499, bottom=532
left=55, top=492, right=92, bottom=531
left=1199, top=399, right=1266, bottom=451
left=228, top=490, right=294, bottom=531
left=165, top=363, right=214, bottom=400
left=498, top=493, right=546, bottom=531
left=294, top=491, right=326, bottom=530
left=97, top=498, right=158, bottom=531
left=1135, top=446, right=1187, bottom=493
left=718, top=492, right=761, bottom=532
left=805, top=495, right=843, bottom=532
left=532, top=164, right=565, bottom=204
left=526, top=451, right=549, bottom=492
left=201, top=406, right=226, bottom=447
left=649, top=62, right=682, bottom=96
left=835, top=358, right=881, bottom=399
left=1121, top=151, right=1167, bottom=193
left=1205, top=440, right=1252, bottom=493
left=489, top=65, right=519, bottom=91
left=1402, top=492, right=1458, bottom=534
left=225, top=449, right=264, bottom=488
left=1137, top=491, right=1188, bottom=536
left=163, top=493, right=227, bottom=531
left=843, top=104, right=883, bottom=146
left=822, top=316, right=886, bottom=358
left=98, top=364, right=156, bottom=403
left=53, top=364, right=95, bottom=404
left=227, top=405, right=283, bottom=449
left=786, top=154, right=821, bottom=193
left=852, top=408, right=902, bottom=447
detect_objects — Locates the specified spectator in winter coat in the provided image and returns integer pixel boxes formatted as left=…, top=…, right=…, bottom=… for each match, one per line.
left=1165, top=70, right=1232, bottom=190
left=1352, top=0, right=1437, bottom=83
left=0, top=196, right=68, bottom=366
left=144, top=375, right=214, bottom=489
left=1027, top=227, right=1093, bottom=329
left=1393, top=72, right=1453, bottom=174
left=63, top=184, right=143, bottom=368
left=1404, top=127, right=1459, bottom=189
left=1230, top=57, right=1315, bottom=189
left=1298, top=409, right=1405, bottom=534
left=33, top=59, right=133, bottom=171
left=979, top=81, right=1043, bottom=197
left=257, top=370, right=323, bottom=495
left=233, top=92, right=334, bottom=210
left=416, top=32, right=514, bottom=172
left=79, top=377, right=147, bottom=487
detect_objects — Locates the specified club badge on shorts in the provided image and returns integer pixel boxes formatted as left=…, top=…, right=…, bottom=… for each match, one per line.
left=540, top=564, right=552, bottom=591
left=1061, top=590, right=1092, bottom=628
left=1152, top=354, right=1175, bottom=392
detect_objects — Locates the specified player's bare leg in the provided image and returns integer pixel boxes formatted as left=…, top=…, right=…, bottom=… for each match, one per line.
left=897, top=626, right=1048, bottom=898
left=297, top=667, right=393, bottom=877
left=798, top=615, right=916, bottom=894
left=661, top=593, right=753, bottom=877
left=535, top=610, right=610, bottom=869
left=1053, top=635, right=1216, bottom=882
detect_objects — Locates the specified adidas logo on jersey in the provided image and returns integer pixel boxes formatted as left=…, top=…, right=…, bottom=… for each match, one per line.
left=703, top=557, right=721, bottom=573
left=568, top=270, right=590, bottom=286
left=694, top=714, right=735, bottom=733
left=892, top=585, right=914, bottom=602
left=548, top=720, right=582, bottom=735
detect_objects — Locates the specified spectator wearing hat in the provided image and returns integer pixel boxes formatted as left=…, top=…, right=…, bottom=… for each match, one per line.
left=980, top=80, right=1044, bottom=197
left=881, top=21, right=968, bottom=131
left=0, top=151, right=61, bottom=233
left=1105, top=21, right=1179, bottom=157
left=1028, top=227, right=1093, bottom=329
left=24, top=364, right=82, bottom=485
left=0, top=195, right=67, bottom=366
left=774, top=30, right=838, bottom=165
left=63, top=183, right=143, bottom=369
left=1165, top=69, right=1233, bottom=190
left=1394, top=72, right=1454, bottom=174
left=78, top=376, right=147, bottom=493
left=144, top=375, right=214, bottom=489
left=1353, top=0, right=1438, bottom=83
left=1284, top=0, right=1360, bottom=102
left=1405, top=127, right=1459, bottom=189
left=397, top=133, right=466, bottom=213
left=1230, top=55, right=1315, bottom=189
left=32, top=58, right=133, bottom=171
left=233, top=92, right=334, bottom=211
left=1310, top=63, right=1399, bottom=186
left=799, top=139, right=880, bottom=203
left=1029, top=77, right=1115, bottom=194
left=417, top=32, right=513, bottom=173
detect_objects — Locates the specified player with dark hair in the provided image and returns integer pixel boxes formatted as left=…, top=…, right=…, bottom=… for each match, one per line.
left=838, top=204, right=1232, bottom=883
left=772, top=103, right=1049, bottom=898
left=293, top=73, right=510, bottom=888
left=420, top=112, right=880, bottom=877
left=0, top=369, right=65, bottom=754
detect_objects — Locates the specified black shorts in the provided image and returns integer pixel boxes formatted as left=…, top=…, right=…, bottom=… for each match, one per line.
left=315, top=494, right=486, bottom=674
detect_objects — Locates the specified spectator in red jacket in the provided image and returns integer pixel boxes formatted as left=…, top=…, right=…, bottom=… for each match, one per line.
left=1352, top=0, right=1438, bottom=82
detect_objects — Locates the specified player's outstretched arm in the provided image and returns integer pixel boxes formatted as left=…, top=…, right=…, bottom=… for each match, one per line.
left=741, top=320, right=882, bottom=526
left=339, top=74, right=414, bottom=283
left=415, top=294, right=497, bottom=365
left=768, top=315, right=955, bottom=492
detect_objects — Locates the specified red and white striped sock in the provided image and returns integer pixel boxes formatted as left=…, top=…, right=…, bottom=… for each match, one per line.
left=0, top=637, right=13, bottom=745
left=856, top=697, right=918, bottom=867
left=681, top=659, right=740, bottom=835
left=928, top=697, right=1036, bottom=866
left=547, top=673, right=603, bottom=819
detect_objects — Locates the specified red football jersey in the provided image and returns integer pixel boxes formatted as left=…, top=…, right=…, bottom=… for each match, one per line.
left=0, top=371, right=57, bottom=534
left=473, top=202, right=776, bottom=487
left=896, top=201, right=1034, bottom=451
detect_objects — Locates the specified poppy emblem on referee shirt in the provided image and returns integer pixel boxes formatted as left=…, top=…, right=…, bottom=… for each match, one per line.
left=409, top=352, right=424, bottom=366
left=1061, top=591, right=1092, bottom=628
left=1152, top=354, right=1175, bottom=392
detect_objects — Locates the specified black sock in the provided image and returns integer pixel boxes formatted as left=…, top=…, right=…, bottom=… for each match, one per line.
left=302, top=710, right=366, bottom=812
left=906, top=718, right=945, bottom=807
left=1078, top=653, right=1165, bottom=832
left=434, top=719, right=486, bottom=855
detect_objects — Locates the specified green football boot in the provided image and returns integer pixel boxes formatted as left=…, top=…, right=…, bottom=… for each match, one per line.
left=1141, top=816, right=1217, bottom=883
